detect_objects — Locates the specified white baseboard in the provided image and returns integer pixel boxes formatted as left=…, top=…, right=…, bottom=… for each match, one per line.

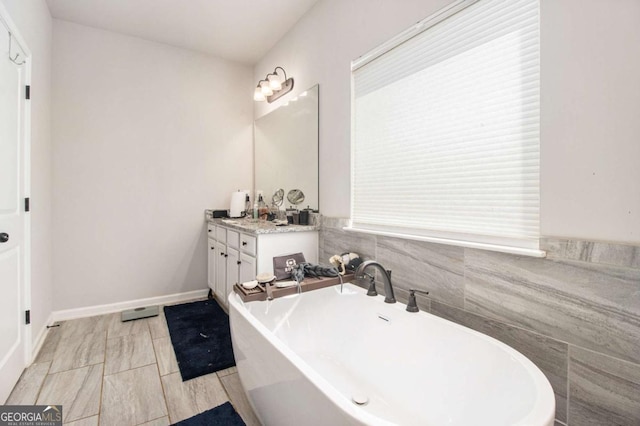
left=51, top=289, right=210, bottom=323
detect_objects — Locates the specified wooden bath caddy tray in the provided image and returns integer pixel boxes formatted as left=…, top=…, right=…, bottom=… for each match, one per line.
left=234, top=273, right=355, bottom=302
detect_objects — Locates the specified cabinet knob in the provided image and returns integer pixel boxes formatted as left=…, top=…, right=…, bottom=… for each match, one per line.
left=0, top=232, right=8, bottom=243
left=208, top=229, right=211, bottom=232
left=242, top=241, right=247, bottom=246
left=220, top=252, right=225, bottom=256
left=237, top=260, right=241, bottom=265
left=224, top=254, right=228, bottom=258
left=210, top=246, right=214, bottom=250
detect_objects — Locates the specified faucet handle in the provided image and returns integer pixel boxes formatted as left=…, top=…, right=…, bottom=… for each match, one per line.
left=355, top=272, right=378, bottom=296
left=366, top=281, right=377, bottom=296
left=364, top=273, right=377, bottom=296
left=406, top=289, right=430, bottom=312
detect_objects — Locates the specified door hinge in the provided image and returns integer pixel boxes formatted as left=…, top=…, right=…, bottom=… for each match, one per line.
left=25, top=197, right=30, bottom=212
left=25, top=310, right=31, bottom=325
left=25, top=85, right=30, bottom=100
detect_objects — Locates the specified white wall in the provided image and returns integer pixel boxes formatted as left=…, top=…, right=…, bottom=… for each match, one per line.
left=540, top=0, right=640, bottom=243
left=256, top=0, right=640, bottom=244
left=254, top=0, right=452, bottom=218
left=0, top=0, right=53, bottom=345
left=52, top=20, right=253, bottom=310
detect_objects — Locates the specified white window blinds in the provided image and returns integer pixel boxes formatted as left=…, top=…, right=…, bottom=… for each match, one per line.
left=351, top=0, right=541, bottom=255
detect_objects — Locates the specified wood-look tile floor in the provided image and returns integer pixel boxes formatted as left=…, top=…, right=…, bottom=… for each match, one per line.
left=6, top=300, right=261, bottom=426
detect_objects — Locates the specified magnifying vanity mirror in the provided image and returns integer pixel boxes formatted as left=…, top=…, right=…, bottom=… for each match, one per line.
left=287, top=189, right=305, bottom=206
left=272, top=188, right=284, bottom=207
left=254, top=85, right=319, bottom=211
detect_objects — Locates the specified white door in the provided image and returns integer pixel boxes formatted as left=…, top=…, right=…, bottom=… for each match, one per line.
left=0, top=15, right=30, bottom=404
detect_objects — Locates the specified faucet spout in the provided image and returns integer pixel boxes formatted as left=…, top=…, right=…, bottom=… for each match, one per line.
left=355, top=260, right=396, bottom=303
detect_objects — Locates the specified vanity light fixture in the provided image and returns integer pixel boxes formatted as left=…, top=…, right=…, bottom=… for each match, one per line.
left=253, top=66, right=294, bottom=103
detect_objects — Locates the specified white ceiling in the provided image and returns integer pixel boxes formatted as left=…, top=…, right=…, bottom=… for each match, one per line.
left=45, top=0, right=319, bottom=65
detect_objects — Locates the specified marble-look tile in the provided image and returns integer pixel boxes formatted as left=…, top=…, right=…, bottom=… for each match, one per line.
left=219, top=373, right=261, bottom=426
left=105, top=331, right=156, bottom=375
left=569, top=346, right=640, bottom=425
left=59, top=315, right=110, bottom=340
left=216, top=366, right=237, bottom=377
left=106, top=312, right=150, bottom=338
left=139, top=417, right=170, bottom=426
left=320, top=216, right=350, bottom=230
left=101, top=364, right=167, bottom=426
left=6, top=362, right=51, bottom=405
left=161, top=371, right=229, bottom=423
left=431, top=301, right=568, bottom=423
left=65, top=416, right=99, bottom=426
left=464, top=248, right=640, bottom=364
left=319, top=226, right=376, bottom=266
left=34, top=326, right=62, bottom=363
left=376, top=236, right=465, bottom=308
left=37, top=364, right=103, bottom=423
left=49, top=331, right=106, bottom=374
left=152, top=336, right=179, bottom=376
left=147, top=310, right=170, bottom=339
left=542, top=238, right=640, bottom=269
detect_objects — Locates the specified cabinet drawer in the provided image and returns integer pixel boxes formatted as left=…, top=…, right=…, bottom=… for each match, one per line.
left=207, top=223, right=216, bottom=238
left=216, top=226, right=226, bottom=243
left=240, top=234, right=257, bottom=256
left=227, top=230, right=240, bottom=249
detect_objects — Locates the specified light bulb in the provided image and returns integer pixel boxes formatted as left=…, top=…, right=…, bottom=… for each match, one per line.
left=254, top=87, right=266, bottom=101
left=260, top=80, right=273, bottom=96
left=268, top=73, right=282, bottom=90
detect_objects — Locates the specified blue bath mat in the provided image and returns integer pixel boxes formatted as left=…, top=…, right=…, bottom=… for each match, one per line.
left=164, top=299, right=235, bottom=381
left=171, top=402, right=246, bottom=426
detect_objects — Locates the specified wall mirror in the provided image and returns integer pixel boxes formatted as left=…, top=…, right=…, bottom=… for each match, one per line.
left=254, top=84, right=319, bottom=211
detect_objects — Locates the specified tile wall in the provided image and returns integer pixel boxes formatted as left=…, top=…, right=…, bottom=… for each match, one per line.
left=320, top=218, right=640, bottom=426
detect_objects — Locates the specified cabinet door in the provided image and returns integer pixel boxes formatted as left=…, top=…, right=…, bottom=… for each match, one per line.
left=240, top=233, right=256, bottom=256
left=227, top=230, right=240, bottom=250
left=207, top=223, right=216, bottom=240
left=207, top=238, right=216, bottom=292
left=239, top=253, right=257, bottom=285
left=216, top=226, right=227, bottom=244
left=215, top=241, right=227, bottom=300
left=226, top=247, right=240, bottom=305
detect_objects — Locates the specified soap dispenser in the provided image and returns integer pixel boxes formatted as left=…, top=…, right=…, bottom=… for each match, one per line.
left=258, top=194, right=268, bottom=220
left=252, top=198, right=259, bottom=220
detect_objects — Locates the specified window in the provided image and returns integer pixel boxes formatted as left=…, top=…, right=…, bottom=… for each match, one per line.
left=350, top=0, right=542, bottom=256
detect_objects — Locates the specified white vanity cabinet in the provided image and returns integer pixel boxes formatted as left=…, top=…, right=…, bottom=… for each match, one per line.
left=206, top=222, right=233, bottom=303
left=206, top=219, right=319, bottom=309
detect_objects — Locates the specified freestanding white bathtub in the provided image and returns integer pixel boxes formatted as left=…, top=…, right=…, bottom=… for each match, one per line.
left=228, top=283, right=555, bottom=426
